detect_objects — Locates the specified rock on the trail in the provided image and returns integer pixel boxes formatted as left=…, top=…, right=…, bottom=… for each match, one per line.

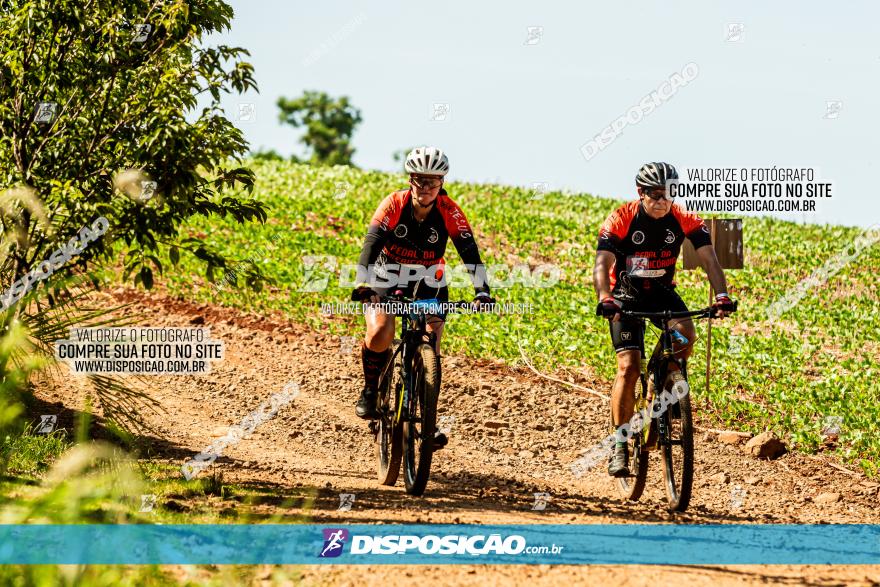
left=518, top=450, right=535, bottom=459
left=709, top=471, right=730, bottom=484
left=744, top=431, right=787, bottom=459
left=815, top=492, right=841, bottom=505
left=718, top=431, right=751, bottom=445
left=484, top=420, right=510, bottom=429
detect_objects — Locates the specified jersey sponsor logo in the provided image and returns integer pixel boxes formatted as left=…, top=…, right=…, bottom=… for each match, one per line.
left=427, top=227, right=439, bottom=244
left=445, top=203, right=471, bottom=238
left=664, top=229, right=676, bottom=244
left=627, top=256, right=666, bottom=278
left=620, top=331, right=632, bottom=341
left=632, top=230, right=645, bottom=245
left=600, top=229, right=611, bottom=240
left=394, top=224, right=408, bottom=238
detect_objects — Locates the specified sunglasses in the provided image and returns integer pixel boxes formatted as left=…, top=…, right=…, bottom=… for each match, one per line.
left=642, top=187, right=671, bottom=201
left=410, top=177, right=442, bottom=189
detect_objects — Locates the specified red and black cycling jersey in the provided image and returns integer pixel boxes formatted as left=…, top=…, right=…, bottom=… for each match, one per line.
left=356, top=188, right=490, bottom=295
left=597, top=200, right=712, bottom=300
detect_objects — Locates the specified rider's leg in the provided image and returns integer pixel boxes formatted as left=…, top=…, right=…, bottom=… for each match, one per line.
left=426, top=317, right=444, bottom=355
left=365, top=306, right=395, bottom=351
left=425, top=314, right=447, bottom=448
left=608, top=349, right=640, bottom=476
left=612, top=349, right=641, bottom=427
left=363, top=307, right=394, bottom=385
left=656, top=289, right=695, bottom=379
left=665, top=317, right=696, bottom=378
left=356, top=307, right=395, bottom=419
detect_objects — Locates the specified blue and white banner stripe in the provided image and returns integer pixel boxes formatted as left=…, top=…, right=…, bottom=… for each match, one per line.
left=1, top=524, right=878, bottom=565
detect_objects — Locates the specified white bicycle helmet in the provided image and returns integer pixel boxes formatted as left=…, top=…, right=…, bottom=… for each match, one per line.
left=404, top=146, right=449, bottom=176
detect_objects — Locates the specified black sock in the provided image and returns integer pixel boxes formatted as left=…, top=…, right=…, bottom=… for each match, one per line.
left=362, top=344, right=391, bottom=390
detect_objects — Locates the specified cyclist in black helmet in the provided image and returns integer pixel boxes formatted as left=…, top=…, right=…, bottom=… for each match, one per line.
left=593, top=162, right=737, bottom=477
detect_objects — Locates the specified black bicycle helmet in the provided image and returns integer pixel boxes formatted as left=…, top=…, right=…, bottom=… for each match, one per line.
left=635, top=162, right=678, bottom=188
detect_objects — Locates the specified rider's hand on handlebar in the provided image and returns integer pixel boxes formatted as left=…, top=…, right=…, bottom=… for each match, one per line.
left=712, top=293, right=736, bottom=319
left=351, top=284, right=379, bottom=304
left=596, top=296, right=623, bottom=321
left=472, top=291, right=495, bottom=311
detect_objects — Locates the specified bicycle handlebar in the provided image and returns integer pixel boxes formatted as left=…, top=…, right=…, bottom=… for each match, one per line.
left=621, top=300, right=738, bottom=320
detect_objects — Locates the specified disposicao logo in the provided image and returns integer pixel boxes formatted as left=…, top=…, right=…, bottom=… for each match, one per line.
left=349, top=534, right=527, bottom=555
left=319, top=528, right=349, bottom=558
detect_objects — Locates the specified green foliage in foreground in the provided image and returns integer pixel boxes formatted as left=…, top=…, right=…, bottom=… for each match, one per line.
left=0, top=427, right=312, bottom=585
left=156, top=161, right=878, bottom=475
left=1, top=423, right=70, bottom=476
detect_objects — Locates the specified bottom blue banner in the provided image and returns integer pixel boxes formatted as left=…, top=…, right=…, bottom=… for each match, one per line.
left=1, top=524, right=879, bottom=565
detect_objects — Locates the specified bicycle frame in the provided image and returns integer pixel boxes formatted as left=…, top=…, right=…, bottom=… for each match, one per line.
left=622, top=302, right=736, bottom=440
left=377, top=296, right=474, bottom=425
left=612, top=301, right=736, bottom=510
left=390, top=299, right=438, bottom=425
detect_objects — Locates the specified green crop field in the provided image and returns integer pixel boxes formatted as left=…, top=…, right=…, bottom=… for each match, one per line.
left=153, top=161, right=880, bottom=476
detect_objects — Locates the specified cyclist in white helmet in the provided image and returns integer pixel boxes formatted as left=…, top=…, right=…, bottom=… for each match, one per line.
left=351, top=147, right=494, bottom=425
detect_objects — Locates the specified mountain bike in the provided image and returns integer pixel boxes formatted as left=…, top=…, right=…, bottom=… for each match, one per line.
left=367, top=294, right=479, bottom=496
left=614, top=301, right=737, bottom=512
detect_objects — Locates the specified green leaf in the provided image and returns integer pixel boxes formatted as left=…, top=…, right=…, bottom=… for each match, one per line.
left=140, top=266, right=153, bottom=290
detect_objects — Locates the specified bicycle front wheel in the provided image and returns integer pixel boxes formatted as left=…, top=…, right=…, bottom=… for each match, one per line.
left=660, top=382, right=694, bottom=512
left=403, top=343, right=439, bottom=496
left=376, top=346, right=403, bottom=486
left=615, top=376, right=650, bottom=501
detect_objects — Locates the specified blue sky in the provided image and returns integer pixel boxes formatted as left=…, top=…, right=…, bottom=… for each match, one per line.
left=207, top=1, right=879, bottom=229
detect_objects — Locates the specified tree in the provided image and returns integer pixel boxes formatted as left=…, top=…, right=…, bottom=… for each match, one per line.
left=0, top=0, right=267, bottom=295
left=0, top=0, right=268, bottom=430
left=249, top=148, right=286, bottom=162
left=277, top=91, right=362, bottom=166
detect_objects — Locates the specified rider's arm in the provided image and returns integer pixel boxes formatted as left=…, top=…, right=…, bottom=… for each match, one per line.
left=593, top=205, right=633, bottom=300
left=439, top=198, right=490, bottom=296
left=593, top=250, right=616, bottom=300
left=355, top=193, right=402, bottom=283
left=671, top=205, right=727, bottom=293
left=695, top=244, right=729, bottom=297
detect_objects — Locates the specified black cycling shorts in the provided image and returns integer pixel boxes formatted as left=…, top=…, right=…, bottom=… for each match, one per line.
left=371, top=279, right=449, bottom=322
left=609, top=289, right=689, bottom=354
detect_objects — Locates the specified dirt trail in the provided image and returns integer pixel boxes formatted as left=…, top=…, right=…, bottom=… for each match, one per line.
left=34, top=288, right=880, bottom=586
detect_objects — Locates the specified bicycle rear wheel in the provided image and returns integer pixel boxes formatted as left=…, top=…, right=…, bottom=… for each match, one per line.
left=660, top=371, right=694, bottom=512
left=376, top=346, right=403, bottom=486
left=403, top=343, right=439, bottom=496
